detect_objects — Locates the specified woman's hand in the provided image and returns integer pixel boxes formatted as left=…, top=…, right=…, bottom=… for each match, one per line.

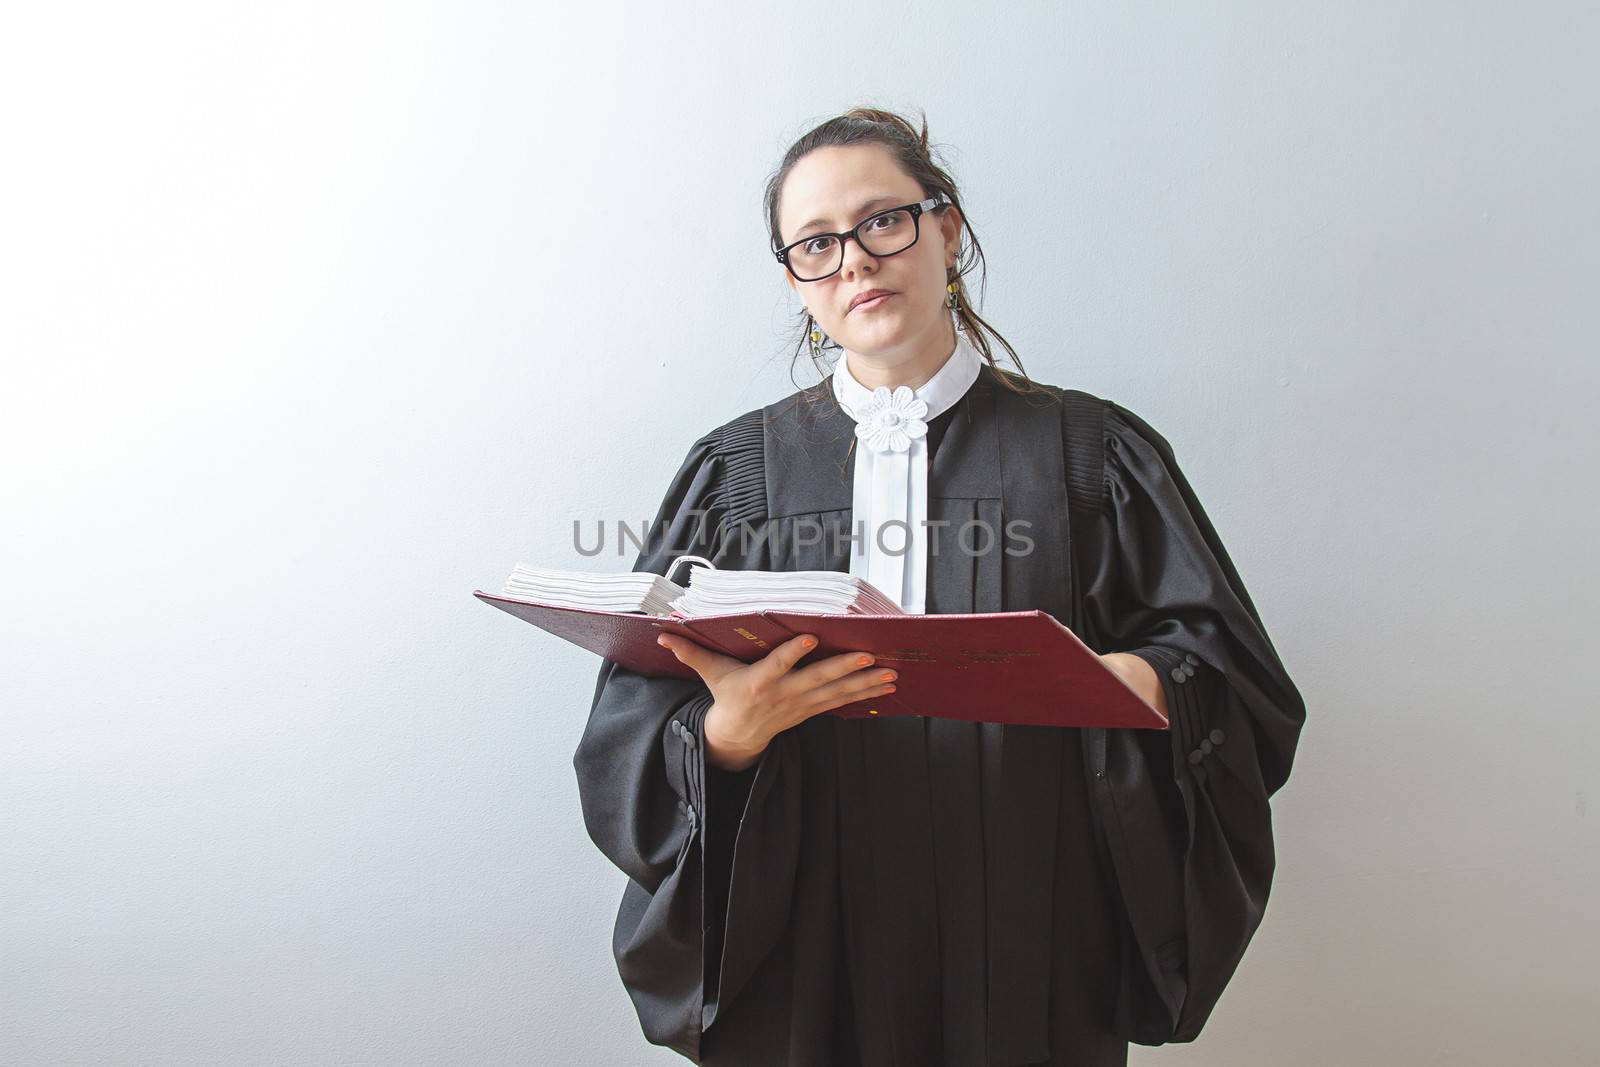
left=656, top=632, right=897, bottom=772
left=1100, top=652, right=1168, bottom=717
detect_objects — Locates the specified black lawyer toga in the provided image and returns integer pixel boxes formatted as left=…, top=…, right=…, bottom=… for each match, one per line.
left=573, top=365, right=1307, bottom=1066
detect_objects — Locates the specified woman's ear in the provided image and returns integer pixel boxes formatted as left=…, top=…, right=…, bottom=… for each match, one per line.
left=941, top=206, right=964, bottom=260
left=782, top=271, right=813, bottom=323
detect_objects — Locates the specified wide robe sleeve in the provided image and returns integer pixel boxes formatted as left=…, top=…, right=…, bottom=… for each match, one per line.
left=571, top=426, right=797, bottom=1064
left=1083, top=398, right=1307, bottom=1043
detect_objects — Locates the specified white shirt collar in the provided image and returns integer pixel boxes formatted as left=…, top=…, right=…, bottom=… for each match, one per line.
left=830, top=329, right=986, bottom=433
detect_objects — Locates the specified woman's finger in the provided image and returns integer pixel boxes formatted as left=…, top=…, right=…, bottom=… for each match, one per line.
left=751, top=633, right=823, bottom=686
left=804, top=666, right=898, bottom=715
left=656, top=633, right=741, bottom=685
left=784, top=648, right=881, bottom=695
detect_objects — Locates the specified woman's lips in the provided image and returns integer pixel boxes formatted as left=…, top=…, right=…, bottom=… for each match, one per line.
left=852, top=292, right=895, bottom=313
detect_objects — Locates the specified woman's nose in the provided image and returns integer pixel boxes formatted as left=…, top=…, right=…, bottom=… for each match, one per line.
left=839, top=233, right=879, bottom=271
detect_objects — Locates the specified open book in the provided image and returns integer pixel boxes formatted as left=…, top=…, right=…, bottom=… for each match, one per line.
left=474, top=555, right=1167, bottom=731
left=500, top=554, right=905, bottom=617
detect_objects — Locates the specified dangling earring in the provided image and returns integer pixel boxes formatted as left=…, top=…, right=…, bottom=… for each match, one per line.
left=947, top=272, right=967, bottom=326
left=808, top=318, right=828, bottom=359
left=947, top=273, right=969, bottom=335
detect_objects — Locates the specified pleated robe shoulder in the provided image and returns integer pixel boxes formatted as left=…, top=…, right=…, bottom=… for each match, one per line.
left=572, top=366, right=1307, bottom=1066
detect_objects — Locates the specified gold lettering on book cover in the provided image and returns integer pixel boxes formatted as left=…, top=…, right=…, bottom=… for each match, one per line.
left=963, top=650, right=1041, bottom=663
left=731, top=628, right=770, bottom=649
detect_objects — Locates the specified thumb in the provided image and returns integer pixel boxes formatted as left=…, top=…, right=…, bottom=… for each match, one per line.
left=657, top=633, right=741, bottom=685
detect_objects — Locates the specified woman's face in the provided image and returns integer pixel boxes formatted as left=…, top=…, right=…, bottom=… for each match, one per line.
left=777, top=144, right=963, bottom=364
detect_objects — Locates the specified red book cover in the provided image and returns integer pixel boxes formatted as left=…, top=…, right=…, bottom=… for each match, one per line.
left=472, top=590, right=1167, bottom=730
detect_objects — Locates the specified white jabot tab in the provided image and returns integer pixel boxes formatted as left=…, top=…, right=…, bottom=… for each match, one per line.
left=830, top=329, right=986, bottom=614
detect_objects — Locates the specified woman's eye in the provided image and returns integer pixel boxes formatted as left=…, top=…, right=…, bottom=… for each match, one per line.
left=803, top=236, right=836, bottom=255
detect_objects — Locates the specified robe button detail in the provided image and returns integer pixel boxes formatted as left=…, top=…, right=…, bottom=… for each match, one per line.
left=1200, top=739, right=1213, bottom=755
left=1187, top=748, right=1204, bottom=765
left=1210, top=728, right=1226, bottom=745
left=1184, top=652, right=1199, bottom=666
left=1170, top=666, right=1187, bottom=683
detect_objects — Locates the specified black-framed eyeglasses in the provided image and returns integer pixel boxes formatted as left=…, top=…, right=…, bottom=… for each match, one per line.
left=773, top=196, right=948, bottom=282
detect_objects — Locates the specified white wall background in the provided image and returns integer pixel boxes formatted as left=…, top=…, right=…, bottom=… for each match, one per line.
left=3, top=2, right=1595, bottom=1064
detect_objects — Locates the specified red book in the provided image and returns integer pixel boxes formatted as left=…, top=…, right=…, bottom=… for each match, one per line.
left=473, top=590, right=1167, bottom=730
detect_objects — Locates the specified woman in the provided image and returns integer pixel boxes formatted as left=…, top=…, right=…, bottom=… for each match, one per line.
left=573, top=107, right=1306, bottom=1066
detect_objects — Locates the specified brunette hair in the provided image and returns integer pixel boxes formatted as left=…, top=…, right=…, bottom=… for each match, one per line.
left=764, top=105, right=1047, bottom=398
